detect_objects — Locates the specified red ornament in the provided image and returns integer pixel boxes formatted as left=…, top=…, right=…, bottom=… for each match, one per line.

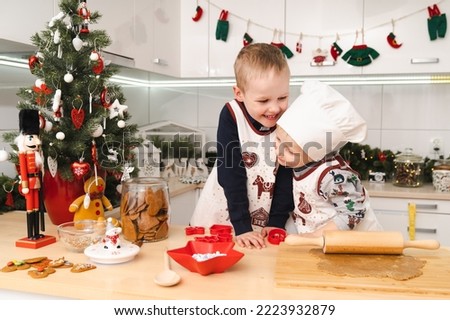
left=28, top=55, right=40, bottom=72
left=378, top=152, right=387, bottom=162
left=92, top=56, right=104, bottom=74
left=71, top=160, right=91, bottom=179
left=71, top=108, right=85, bottom=129
left=100, top=87, right=112, bottom=108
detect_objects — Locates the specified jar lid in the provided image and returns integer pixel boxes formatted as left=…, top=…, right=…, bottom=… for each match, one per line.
left=394, top=148, right=424, bottom=163
left=122, top=177, right=168, bottom=186
left=434, top=159, right=450, bottom=170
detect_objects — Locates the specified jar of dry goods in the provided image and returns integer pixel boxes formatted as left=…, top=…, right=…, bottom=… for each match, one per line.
left=432, top=160, right=450, bottom=192
left=393, top=148, right=424, bottom=187
left=120, top=177, right=170, bottom=243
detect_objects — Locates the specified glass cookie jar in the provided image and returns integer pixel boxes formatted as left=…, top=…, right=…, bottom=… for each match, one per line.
left=120, top=177, right=170, bottom=244
left=393, top=148, right=424, bottom=187
left=432, top=160, right=450, bottom=192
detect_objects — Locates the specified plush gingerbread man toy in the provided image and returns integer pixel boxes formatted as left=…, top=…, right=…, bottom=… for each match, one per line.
left=69, top=176, right=113, bottom=221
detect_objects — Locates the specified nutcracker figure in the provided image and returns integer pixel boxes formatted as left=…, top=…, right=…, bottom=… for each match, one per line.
left=16, top=110, right=55, bottom=248
left=78, top=1, right=91, bottom=33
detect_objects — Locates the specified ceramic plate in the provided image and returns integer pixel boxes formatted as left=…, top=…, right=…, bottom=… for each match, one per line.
left=84, top=242, right=140, bottom=264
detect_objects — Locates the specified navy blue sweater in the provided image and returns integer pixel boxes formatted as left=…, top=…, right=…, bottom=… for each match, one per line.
left=216, top=100, right=294, bottom=235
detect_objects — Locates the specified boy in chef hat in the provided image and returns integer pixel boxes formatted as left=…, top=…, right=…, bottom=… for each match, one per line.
left=276, top=80, right=382, bottom=236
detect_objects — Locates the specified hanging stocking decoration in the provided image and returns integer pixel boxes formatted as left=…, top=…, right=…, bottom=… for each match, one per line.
left=341, top=29, right=380, bottom=67
left=242, top=20, right=253, bottom=47
left=3, top=181, right=16, bottom=208
left=192, top=1, right=203, bottom=22
left=330, top=34, right=343, bottom=60
left=271, top=29, right=294, bottom=58
left=215, top=10, right=229, bottom=42
left=296, top=33, right=303, bottom=53
left=387, top=19, right=403, bottom=48
left=71, top=96, right=85, bottom=129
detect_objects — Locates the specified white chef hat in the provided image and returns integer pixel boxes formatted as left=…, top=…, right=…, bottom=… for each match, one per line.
left=277, top=80, right=367, bottom=162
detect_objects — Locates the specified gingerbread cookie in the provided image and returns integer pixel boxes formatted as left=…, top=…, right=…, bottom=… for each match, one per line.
left=27, top=266, right=56, bottom=279
left=1, top=260, right=30, bottom=272
left=23, top=256, right=47, bottom=264
left=71, top=263, right=96, bottom=273
left=49, top=257, right=73, bottom=268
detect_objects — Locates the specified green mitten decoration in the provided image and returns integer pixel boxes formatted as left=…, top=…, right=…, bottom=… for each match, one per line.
left=215, top=10, right=229, bottom=42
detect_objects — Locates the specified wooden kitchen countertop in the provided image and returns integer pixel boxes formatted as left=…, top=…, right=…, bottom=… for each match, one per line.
left=0, top=211, right=449, bottom=300
left=363, top=182, right=449, bottom=201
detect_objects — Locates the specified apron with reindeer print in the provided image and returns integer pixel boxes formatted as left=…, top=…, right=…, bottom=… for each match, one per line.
left=190, top=100, right=277, bottom=231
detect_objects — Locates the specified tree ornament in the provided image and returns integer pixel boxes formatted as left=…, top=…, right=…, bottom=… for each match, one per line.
left=78, top=1, right=91, bottom=34
left=100, top=87, right=112, bottom=108
left=71, top=158, right=91, bottom=180
left=117, top=120, right=126, bottom=128
left=92, top=56, right=104, bottom=74
left=108, top=99, right=128, bottom=119
left=32, top=81, right=53, bottom=106
left=0, top=149, right=9, bottom=162
left=47, top=155, right=58, bottom=177
left=71, top=96, right=85, bottom=129
left=271, top=29, right=294, bottom=58
left=35, top=79, right=45, bottom=88
left=90, top=51, right=100, bottom=61
left=91, top=140, right=98, bottom=167
left=91, top=124, right=103, bottom=138
left=56, top=131, right=65, bottom=140
left=53, top=29, right=61, bottom=44
left=39, top=114, right=53, bottom=132
left=52, top=89, right=62, bottom=112
left=330, top=34, right=343, bottom=61
left=72, top=35, right=84, bottom=51
left=28, top=55, right=40, bottom=72
left=64, top=72, right=74, bottom=83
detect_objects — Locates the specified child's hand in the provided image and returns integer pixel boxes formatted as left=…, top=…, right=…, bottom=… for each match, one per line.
left=235, top=231, right=266, bottom=249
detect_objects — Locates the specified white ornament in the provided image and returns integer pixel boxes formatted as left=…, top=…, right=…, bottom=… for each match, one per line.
left=90, top=51, right=99, bottom=61
left=108, top=99, right=128, bottom=119
left=47, top=156, right=58, bottom=177
left=56, top=131, right=65, bottom=140
left=52, top=89, right=62, bottom=112
left=117, top=120, right=126, bottom=128
left=44, top=121, right=53, bottom=132
left=35, top=79, right=44, bottom=88
left=0, top=150, right=9, bottom=162
left=91, top=124, right=103, bottom=137
left=64, top=72, right=74, bottom=83
left=53, top=30, right=61, bottom=44
left=72, top=36, right=84, bottom=51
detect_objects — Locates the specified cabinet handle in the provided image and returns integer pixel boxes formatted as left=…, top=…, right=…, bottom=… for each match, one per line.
left=407, top=227, right=437, bottom=234
left=414, top=204, right=438, bottom=210
left=410, top=57, right=439, bottom=64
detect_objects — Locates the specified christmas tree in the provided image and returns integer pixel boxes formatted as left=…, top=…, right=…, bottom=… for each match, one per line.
left=3, top=0, right=141, bottom=205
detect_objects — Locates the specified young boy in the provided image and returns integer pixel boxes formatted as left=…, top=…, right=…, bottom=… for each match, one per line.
left=276, top=80, right=382, bottom=236
left=190, top=43, right=294, bottom=249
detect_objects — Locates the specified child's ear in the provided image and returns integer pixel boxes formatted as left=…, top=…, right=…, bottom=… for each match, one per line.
left=233, top=86, right=244, bottom=102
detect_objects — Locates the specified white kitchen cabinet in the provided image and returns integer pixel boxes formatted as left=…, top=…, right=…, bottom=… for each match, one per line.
left=89, top=0, right=136, bottom=62
left=361, top=0, right=450, bottom=74
left=285, top=0, right=364, bottom=77
left=371, top=196, right=450, bottom=246
left=169, top=188, right=200, bottom=226
left=0, top=0, right=55, bottom=45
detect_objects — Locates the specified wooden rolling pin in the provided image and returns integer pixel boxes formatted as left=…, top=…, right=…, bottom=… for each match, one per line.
left=284, top=230, right=440, bottom=255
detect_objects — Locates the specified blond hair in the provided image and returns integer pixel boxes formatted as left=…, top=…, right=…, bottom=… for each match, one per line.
left=234, top=43, right=290, bottom=93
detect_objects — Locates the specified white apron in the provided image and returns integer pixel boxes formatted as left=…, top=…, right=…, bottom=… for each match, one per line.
left=190, top=100, right=277, bottom=230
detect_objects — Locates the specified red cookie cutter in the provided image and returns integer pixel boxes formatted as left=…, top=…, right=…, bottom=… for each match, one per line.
left=268, top=229, right=287, bottom=245
left=185, top=226, right=205, bottom=235
left=194, top=235, right=219, bottom=243
left=210, top=224, right=232, bottom=235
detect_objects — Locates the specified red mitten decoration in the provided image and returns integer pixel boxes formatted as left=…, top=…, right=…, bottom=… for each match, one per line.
left=92, top=57, right=104, bottom=74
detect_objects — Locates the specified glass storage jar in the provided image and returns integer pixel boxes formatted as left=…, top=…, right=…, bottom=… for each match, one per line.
left=393, top=148, right=424, bottom=187
left=120, top=177, right=170, bottom=243
left=432, top=160, right=450, bottom=192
